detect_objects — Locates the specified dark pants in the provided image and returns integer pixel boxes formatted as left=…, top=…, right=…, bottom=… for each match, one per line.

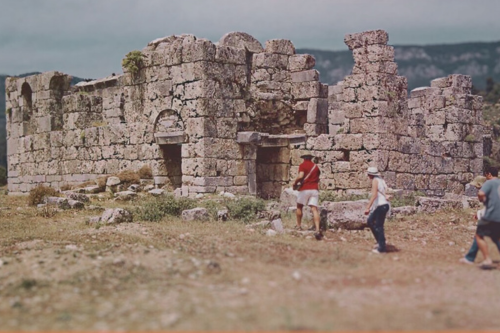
left=465, top=237, right=500, bottom=262
left=367, top=204, right=390, bottom=252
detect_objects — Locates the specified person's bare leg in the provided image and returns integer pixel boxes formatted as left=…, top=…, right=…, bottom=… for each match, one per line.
left=296, top=204, right=304, bottom=228
left=476, top=234, right=492, bottom=264
left=310, top=205, right=320, bottom=232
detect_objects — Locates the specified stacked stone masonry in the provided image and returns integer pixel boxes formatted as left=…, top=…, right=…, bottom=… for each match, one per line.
left=5, top=30, right=483, bottom=198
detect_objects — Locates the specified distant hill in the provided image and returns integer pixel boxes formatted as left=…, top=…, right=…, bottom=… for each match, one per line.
left=299, top=40, right=500, bottom=91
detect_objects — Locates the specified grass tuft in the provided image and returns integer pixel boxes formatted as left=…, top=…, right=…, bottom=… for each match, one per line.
left=28, top=185, right=59, bottom=206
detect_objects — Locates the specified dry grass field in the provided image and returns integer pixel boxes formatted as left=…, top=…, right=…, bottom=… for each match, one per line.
left=1, top=187, right=500, bottom=331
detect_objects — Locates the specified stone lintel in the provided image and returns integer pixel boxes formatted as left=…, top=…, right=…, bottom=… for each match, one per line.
left=155, top=131, right=186, bottom=145
left=237, top=131, right=262, bottom=144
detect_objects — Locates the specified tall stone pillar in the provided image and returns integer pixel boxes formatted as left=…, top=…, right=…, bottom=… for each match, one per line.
left=340, top=30, right=408, bottom=188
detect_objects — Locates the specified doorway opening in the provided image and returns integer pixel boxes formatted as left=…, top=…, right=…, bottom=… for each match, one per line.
left=256, top=146, right=290, bottom=199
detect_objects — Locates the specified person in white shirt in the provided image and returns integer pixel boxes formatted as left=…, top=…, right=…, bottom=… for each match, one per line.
left=364, top=167, right=390, bottom=253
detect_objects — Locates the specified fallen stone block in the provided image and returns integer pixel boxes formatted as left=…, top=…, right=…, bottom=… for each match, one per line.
left=63, top=191, right=90, bottom=202
left=101, top=208, right=133, bottom=224
left=182, top=207, right=209, bottom=221
left=83, top=185, right=101, bottom=194
left=217, top=209, right=228, bottom=221
left=128, top=184, right=141, bottom=192
left=270, top=218, right=284, bottom=234
left=266, top=229, right=277, bottom=237
left=390, top=206, right=417, bottom=218
left=321, top=200, right=369, bottom=230
left=114, top=191, right=137, bottom=201
left=86, top=216, right=102, bottom=225
left=44, top=196, right=70, bottom=210
left=68, top=199, right=85, bottom=210
left=279, top=188, right=298, bottom=210
left=106, top=176, right=121, bottom=186
left=416, top=197, right=463, bottom=214
left=143, top=184, right=155, bottom=192
left=257, top=209, right=281, bottom=221
left=148, top=188, right=165, bottom=196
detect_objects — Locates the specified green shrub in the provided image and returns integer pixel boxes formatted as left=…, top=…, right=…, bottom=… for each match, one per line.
left=199, top=200, right=226, bottom=220
left=226, top=197, right=265, bottom=222
left=0, top=166, right=6, bottom=186
left=135, top=195, right=196, bottom=222
left=122, top=50, right=143, bottom=74
left=28, top=185, right=59, bottom=206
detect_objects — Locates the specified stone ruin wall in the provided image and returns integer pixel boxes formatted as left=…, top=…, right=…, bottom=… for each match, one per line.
left=5, top=29, right=484, bottom=198
left=298, top=30, right=484, bottom=197
left=5, top=32, right=326, bottom=196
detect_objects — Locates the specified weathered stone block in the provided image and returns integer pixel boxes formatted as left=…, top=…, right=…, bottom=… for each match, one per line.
left=291, top=81, right=322, bottom=100
left=410, top=87, right=440, bottom=98
left=265, top=39, right=295, bottom=55
left=417, top=197, right=463, bottom=213
left=430, top=77, right=449, bottom=88
left=215, top=45, right=247, bottom=64
left=252, top=53, right=288, bottom=69
left=367, top=44, right=395, bottom=62
left=291, top=70, right=319, bottom=83
left=288, top=54, right=316, bottom=72
left=344, top=30, right=389, bottom=50
left=322, top=200, right=369, bottom=229
left=352, top=61, right=398, bottom=75
left=307, top=98, right=328, bottom=124
left=184, top=80, right=218, bottom=99
left=218, top=32, right=264, bottom=53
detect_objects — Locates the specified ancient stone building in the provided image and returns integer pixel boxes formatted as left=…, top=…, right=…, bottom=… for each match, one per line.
left=5, top=30, right=483, bottom=197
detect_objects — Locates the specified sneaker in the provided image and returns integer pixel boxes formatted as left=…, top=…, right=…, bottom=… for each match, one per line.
left=458, top=257, right=474, bottom=265
left=293, top=225, right=303, bottom=231
left=314, top=232, right=323, bottom=241
left=371, top=248, right=386, bottom=254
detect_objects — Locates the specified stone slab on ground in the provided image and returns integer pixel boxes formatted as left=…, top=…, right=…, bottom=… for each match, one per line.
left=63, top=191, right=90, bottom=203
left=416, top=197, right=463, bottom=214
left=321, top=200, right=369, bottom=230
left=44, top=197, right=70, bottom=210
left=101, top=208, right=133, bottom=224
left=390, top=205, right=417, bottom=218
left=182, top=207, right=209, bottom=221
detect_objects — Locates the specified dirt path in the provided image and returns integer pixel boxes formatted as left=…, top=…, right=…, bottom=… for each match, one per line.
left=1, top=193, right=500, bottom=331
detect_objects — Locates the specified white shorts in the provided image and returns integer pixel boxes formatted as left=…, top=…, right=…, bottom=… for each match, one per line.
left=297, top=190, right=319, bottom=207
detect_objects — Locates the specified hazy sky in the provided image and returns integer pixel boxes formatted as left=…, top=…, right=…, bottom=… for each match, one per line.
left=1, top=0, right=499, bottom=79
